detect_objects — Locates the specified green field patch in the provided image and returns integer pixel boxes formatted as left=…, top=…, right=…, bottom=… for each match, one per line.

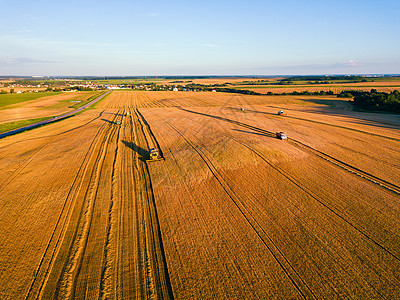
left=0, top=117, right=51, bottom=134
left=0, top=92, right=61, bottom=109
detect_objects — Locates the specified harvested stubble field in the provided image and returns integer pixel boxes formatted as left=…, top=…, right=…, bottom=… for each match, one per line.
left=1, top=90, right=400, bottom=299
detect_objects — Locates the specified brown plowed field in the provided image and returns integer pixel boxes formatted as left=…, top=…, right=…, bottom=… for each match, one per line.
left=1, top=90, right=399, bottom=299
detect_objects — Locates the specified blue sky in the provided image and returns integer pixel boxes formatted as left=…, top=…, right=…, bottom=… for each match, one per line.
left=0, top=0, right=399, bottom=76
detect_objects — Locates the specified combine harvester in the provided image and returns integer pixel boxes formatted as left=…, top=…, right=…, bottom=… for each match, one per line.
left=147, top=148, right=164, bottom=162
left=276, top=132, right=287, bottom=140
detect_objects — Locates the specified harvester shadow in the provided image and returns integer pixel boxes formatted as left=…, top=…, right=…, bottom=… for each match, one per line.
left=232, top=129, right=274, bottom=138
left=122, top=140, right=148, bottom=162
left=101, top=118, right=114, bottom=124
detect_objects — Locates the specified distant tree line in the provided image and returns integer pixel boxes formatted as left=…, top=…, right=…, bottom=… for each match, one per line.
left=265, top=90, right=334, bottom=96
left=280, top=75, right=366, bottom=82
left=232, top=81, right=289, bottom=86
left=63, top=86, right=93, bottom=91
left=339, top=89, right=400, bottom=112
left=214, top=88, right=261, bottom=95
left=354, top=90, right=400, bottom=112
left=170, top=80, right=193, bottom=83
left=185, top=83, right=227, bottom=89
left=291, top=90, right=334, bottom=95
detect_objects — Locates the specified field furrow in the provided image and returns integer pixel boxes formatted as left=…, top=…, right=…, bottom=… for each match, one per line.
left=142, top=103, right=400, bottom=298
left=163, top=119, right=315, bottom=299
left=132, top=109, right=174, bottom=299
left=2, top=90, right=400, bottom=299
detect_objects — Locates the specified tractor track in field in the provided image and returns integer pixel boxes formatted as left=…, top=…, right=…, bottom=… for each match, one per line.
left=178, top=107, right=400, bottom=196
left=162, top=118, right=317, bottom=300
left=0, top=110, right=107, bottom=150
left=158, top=108, right=398, bottom=296
left=289, top=139, right=400, bottom=195
left=265, top=105, right=400, bottom=130
left=136, top=109, right=164, bottom=158
left=125, top=110, right=146, bottom=298
left=23, top=111, right=113, bottom=300
left=36, top=110, right=121, bottom=299
left=230, top=107, right=400, bottom=142
left=60, top=110, right=121, bottom=299
left=99, top=110, right=124, bottom=299
left=222, top=139, right=386, bottom=297
left=0, top=110, right=107, bottom=192
left=177, top=111, right=384, bottom=295
left=231, top=136, right=400, bottom=267
left=132, top=109, right=174, bottom=300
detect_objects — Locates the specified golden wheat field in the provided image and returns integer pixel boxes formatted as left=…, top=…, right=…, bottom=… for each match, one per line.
left=1, top=90, right=400, bottom=299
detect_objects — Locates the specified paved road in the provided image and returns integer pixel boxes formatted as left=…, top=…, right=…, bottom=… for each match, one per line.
left=0, top=91, right=110, bottom=139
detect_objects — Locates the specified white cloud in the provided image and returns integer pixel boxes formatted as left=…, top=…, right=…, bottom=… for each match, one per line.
left=0, top=57, right=61, bottom=66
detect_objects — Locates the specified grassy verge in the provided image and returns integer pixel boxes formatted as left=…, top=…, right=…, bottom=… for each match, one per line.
left=0, top=92, right=61, bottom=109
left=0, top=117, right=52, bottom=134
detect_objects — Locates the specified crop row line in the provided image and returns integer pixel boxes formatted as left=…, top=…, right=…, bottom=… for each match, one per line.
left=132, top=109, right=174, bottom=299
left=99, top=109, right=125, bottom=299
left=266, top=104, right=400, bottom=130
left=0, top=110, right=107, bottom=193
left=234, top=106, right=400, bottom=142
left=23, top=110, right=113, bottom=300
left=128, top=109, right=147, bottom=298
left=178, top=107, right=400, bottom=196
left=60, top=110, right=121, bottom=299
left=163, top=118, right=316, bottom=299
left=232, top=136, right=400, bottom=272
left=29, top=110, right=121, bottom=299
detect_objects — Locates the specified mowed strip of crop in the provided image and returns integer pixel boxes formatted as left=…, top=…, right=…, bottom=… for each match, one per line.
left=186, top=104, right=400, bottom=187
left=0, top=107, right=173, bottom=299
left=0, top=109, right=111, bottom=298
left=141, top=105, right=400, bottom=298
left=1, top=90, right=399, bottom=299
